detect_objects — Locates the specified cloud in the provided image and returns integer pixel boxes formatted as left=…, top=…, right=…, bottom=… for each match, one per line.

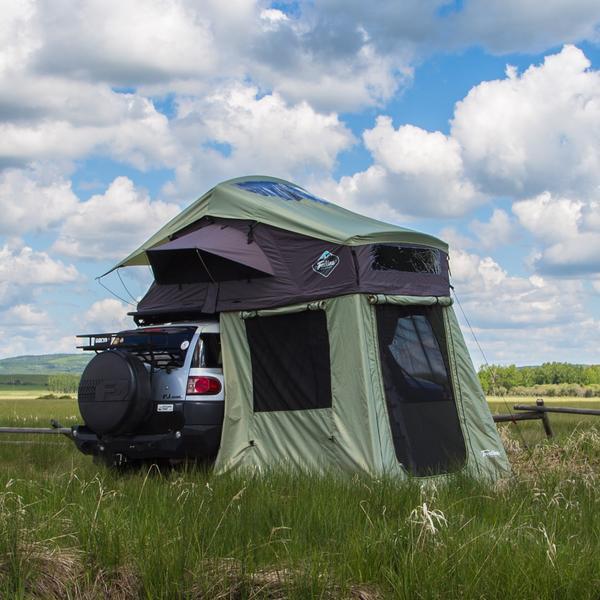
left=3, top=1, right=600, bottom=126
left=452, top=45, right=600, bottom=199
left=16, top=0, right=220, bottom=85
left=513, top=191, right=600, bottom=275
left=0, top=243, right=80, bottom=308
left=319, top=45, right=600, bottom=278
left=249, top=21, right=409, bottom=112
left=469, top=209, right=515, bottom=249
left=166, top=84, right=354, bottom=198
left=53, top=176, right=181, bottom=260
left=82, top=298, right=131, bottom=332
left=0, top=166, right=78, bottom=234
left=513, top=192, right=583, bottom=244
left=448, top=0, right=600, bottom=54
left=534, top=233, right=600, bottom=276
left=449, top=247, right=599, bottom=366
left=1, top=0, right=411, bottom=115
left=0, top=304, right=49, bottom=327
left=322, top=117, right=483, bottom=220
left=0, top=89, right=179, bottom=170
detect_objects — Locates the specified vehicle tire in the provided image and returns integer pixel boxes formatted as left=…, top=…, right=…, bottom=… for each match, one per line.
left=78, top=350, right=152, bottom=436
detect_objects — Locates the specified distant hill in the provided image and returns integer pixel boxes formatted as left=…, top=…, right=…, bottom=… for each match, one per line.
left=0, top=353, right=91, bottom=375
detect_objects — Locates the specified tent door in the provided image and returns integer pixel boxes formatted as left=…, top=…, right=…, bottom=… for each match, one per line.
left=375, top=304, right=466, bottom=476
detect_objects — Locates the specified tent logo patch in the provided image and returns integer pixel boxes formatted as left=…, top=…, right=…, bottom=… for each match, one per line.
left=312, top=251, right=339, bottom=278
left=481, top=449, right=501, bottom=458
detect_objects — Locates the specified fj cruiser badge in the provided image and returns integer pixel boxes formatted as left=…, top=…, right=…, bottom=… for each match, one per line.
left=312, top=250, right=340, bottom=278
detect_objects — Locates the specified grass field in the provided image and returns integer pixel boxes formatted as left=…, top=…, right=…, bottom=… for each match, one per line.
left=0, top=393, right=599, bottom=599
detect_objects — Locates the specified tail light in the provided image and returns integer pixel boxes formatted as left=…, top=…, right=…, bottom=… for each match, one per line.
left=186, top=376, right=222, bottom=395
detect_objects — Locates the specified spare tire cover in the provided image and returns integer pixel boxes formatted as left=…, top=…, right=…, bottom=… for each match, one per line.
left=78, top=350, right=152, bottom=435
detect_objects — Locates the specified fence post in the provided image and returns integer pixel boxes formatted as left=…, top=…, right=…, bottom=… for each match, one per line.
left=536, top=399, right=554, bottom=439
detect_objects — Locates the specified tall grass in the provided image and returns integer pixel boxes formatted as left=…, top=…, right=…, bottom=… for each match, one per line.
left=0, top=398, right=599, bottom=598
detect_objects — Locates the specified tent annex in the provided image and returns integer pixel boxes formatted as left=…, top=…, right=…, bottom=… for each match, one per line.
left=110, top=175, right=510, bottom=480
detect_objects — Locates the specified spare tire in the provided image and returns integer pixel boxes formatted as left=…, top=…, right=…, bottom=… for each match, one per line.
left=78, top=350, right=152, bottom=436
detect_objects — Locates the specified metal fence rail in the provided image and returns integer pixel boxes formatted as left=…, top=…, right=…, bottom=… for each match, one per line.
left=493, top=398, right=600, bottom=439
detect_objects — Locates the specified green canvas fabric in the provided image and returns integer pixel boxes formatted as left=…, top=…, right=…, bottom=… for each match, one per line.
left=215, top=296, right=386, bottom=475
left=214, top=293, right=510, bottom=480
left=109, top=176, right=447, bottom=273
left=367, top=294, right=453, bottom=307
left=443, top=307, right=511, bottom=478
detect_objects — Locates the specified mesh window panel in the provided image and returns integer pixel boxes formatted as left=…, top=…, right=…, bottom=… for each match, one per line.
left=371, top=245, right=441, bottom=274
left=245, top=310, right=332, bottom=412
left=376, top=305, right=466, bottom=476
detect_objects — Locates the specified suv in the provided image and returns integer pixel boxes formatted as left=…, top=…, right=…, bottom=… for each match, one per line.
left=73, top=321, right=224, bottom=466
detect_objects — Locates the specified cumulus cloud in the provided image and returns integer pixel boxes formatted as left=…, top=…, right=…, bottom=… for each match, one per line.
left=0, top=304, right=49, bottom=327
left=534, top=233, right=600, bottom=276
left=35, top=0, right=219, bottom=85
left=0, top=0, right=411, bottom=118
left=320, top=45, right=600, bottom=279
left=448, top=242, right=600, bottom=364
left=452, top=45, right=600, bottom=198
left=53, top=176, right=180, bottom=260
left=469, top=209, right=515, bottom=249
left=82, top=298, right=131, bottom=332
left=448, top=0, right=600, bottom=54
left=513, top=192, right=583, bottom=244
left=2, top=0, right=600, bottom=125
left=250, top=23, right=408, bottom=112
left=0, top=89, right=179, bottom=170
left=0, top=243, right=80, bottom=308
left=0, top=166, right=78, bottom=234
left=323, top=117, right=483, bottom=220
left=167, top=84, right=354, bottom=198
left=513, top=191, right=600, bottom=275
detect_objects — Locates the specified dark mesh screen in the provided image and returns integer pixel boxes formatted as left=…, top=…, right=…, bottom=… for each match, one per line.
left=245, top=310, right=332, bottom=412
left=376, top=305, right=466, bottom=476
left=372, top=245, right=441, bottom=274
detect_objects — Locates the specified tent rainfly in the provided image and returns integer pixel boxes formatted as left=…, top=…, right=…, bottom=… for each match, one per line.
left=109, top=175, right=510, bottom=480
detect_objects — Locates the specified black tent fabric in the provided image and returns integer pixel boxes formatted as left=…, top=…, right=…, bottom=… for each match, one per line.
left=147, top=223, right=275, bottom=284
left=134, top=217, right=450, bottom=323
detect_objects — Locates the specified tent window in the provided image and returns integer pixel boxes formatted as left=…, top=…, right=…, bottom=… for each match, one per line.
left=376, top=305, right=466, bottom=476
left=371, top=245, right=441, bottom=274
left=245, top=310, right=332, bottom=412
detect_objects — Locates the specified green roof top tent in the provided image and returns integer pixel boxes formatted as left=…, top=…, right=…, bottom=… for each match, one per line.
left=112, top=176, right=509, bottom=480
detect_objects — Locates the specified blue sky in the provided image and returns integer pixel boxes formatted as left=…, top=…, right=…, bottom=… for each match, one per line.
left=1, top=0, right=600, bottom=366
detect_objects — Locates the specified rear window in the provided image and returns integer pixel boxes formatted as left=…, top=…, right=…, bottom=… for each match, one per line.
left=110, top=326, right=196, bottom=369
left=191, top=334, right=222, bottom=368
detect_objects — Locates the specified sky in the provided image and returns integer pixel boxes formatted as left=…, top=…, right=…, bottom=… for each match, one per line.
left=0, top=0, right=600, bottom=366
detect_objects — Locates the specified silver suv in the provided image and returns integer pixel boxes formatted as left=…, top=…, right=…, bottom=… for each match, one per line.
left=73, top=321, right=224, bottom=466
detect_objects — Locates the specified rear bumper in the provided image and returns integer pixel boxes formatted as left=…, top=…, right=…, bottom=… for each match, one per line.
left=73, top=400, right=224, bottom=464
left=73, top=425, right=222, bottom=464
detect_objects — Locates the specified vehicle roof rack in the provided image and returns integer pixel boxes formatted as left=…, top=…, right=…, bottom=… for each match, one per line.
left=76, top=326, right=196, bottom=370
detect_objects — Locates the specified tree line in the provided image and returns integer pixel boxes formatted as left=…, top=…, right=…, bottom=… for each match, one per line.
left=479, top=362, right=600, bottom=395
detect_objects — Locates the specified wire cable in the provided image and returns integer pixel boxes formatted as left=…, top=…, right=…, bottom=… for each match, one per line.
left=117, top=268, right=138, bottom=303
left=95, top=276, right=136, bottom=306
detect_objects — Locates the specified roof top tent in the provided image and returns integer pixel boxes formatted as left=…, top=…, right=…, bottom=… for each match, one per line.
left=108, top=175, right=509, bottom=480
